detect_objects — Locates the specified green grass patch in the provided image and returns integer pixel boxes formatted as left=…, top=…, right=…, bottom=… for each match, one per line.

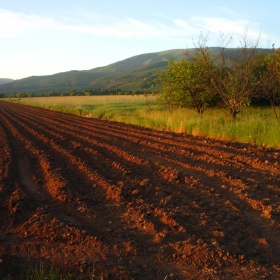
left=0, top=261, right=102, bottom=280
left=4, top=96, right=280, bottom=149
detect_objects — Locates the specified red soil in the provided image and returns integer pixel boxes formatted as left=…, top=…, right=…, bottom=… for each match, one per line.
left=0, top=101, right=280, bottom=279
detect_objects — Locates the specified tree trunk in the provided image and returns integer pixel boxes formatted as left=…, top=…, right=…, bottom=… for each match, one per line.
left=271, top=103, right=280, bottom=122
left=230, top=109, right=239, bottom=121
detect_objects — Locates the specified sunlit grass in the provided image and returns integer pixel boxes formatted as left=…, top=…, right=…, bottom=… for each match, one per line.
left=5, top=95, right=280, bottom=149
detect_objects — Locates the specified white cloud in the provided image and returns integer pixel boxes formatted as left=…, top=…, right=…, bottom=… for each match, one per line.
left=174, top=19, right=189, bottom=28
left=186, top=16, right=268, bottom=46
left=0, top=8, right=264, bottom=44
left=216, top=6, right=239, bottom=17
left=193, top=17, right=250, bottom=34
left=0, top=9, right=57, bottom=38
left=0, top=8, right=192, bottom=40
left=65, top=12, right=194, bottom=39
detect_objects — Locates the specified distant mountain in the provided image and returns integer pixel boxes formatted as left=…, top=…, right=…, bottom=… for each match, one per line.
left=85, top=49, right=186, bottom=74
left=0, top=78, right=14, bottom=85
left=0, top=48, right=273, bottom=94
left=0, top=49, right=186, bottom=94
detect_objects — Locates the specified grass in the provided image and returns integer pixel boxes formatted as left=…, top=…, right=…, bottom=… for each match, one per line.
left=0, top=261, right=102, bottom=280
left=25, top=263, right=82, bottom=280
left=4, top=95, right=280, bottom=149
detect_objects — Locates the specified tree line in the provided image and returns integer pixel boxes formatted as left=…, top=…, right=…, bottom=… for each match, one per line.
left=0, top=88, right=151, bottom=99
left=154, top=33, right=280, bottom=120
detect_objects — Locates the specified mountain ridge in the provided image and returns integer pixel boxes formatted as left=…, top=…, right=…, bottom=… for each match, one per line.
left=0, top=48, right=272, bottom=94
left=0, top=78, right=14, bottom=85
left=0, top=49, right=186, bottom=94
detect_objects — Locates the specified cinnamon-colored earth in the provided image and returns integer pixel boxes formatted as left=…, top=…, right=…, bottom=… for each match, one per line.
left=0, top=101, right=280, bottom=280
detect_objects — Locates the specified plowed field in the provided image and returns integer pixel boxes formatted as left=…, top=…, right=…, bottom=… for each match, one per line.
left=0, top=101, right=280, bottom=279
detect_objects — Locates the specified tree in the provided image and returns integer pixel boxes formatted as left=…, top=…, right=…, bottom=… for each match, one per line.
left=16, top=92, right=22, bottom=100
left=84, top=90, right=92, bottom=96
left=256, top=48, right=280, bottom=120
left=69, top=89, right=76, bottom=96
left=192, top=32, right=262, bottom=120
left=155, top=56, right=215, bottom=115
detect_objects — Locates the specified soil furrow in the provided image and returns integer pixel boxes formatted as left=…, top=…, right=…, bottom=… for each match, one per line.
left=1, top=101, right=280, bottom=280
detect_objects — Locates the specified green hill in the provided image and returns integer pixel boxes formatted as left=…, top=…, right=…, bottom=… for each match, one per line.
left=0, top=78, right=14, bottom=85
left=0, top=49, right=185, bottom=94
left=88, top=60, right=169, bottom=91
left=0, top=48, right=273, bottom=94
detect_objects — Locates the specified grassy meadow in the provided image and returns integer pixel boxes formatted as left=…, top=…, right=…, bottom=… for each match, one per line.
left=5, top=95, right=280, bottom=149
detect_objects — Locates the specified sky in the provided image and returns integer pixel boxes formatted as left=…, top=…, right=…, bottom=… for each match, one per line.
left=0, top=0, right=279, bottom=80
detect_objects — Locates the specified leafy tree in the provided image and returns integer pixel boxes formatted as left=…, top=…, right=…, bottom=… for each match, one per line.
left=84, top=90, right=92, bottom=96
left=69, top=89, right=76, bottom=96
left=16, top=92, right=22, bottom=100
left=256, top=48, right=280, bottom=120
left=155, top=56, right=215, bottom=115
left=192, top=32, right=262, bottom=120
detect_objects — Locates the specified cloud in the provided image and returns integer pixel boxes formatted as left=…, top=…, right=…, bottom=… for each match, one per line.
left=0, top=9, right=57, bottom=38
left=193, top=17, right=250, bottom=34
left=0, top=8, right=263, bottom=44
left=216, top=6, right=239, bottom=17
left=191, top=16, right=264, bottom=41
left=0, top=8, right=191, bottom=40
left=64, top=10, right=192, bottom=39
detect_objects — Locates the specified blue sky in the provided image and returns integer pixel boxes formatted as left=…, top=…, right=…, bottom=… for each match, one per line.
left=0, top=0, right=279, bottom=80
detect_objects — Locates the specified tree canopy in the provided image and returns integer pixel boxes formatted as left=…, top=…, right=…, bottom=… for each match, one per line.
left=155, top=33, right=280, bottom=120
